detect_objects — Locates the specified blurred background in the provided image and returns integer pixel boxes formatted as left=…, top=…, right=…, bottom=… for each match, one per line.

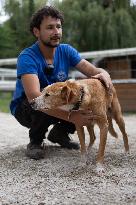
left=0, top=0, right=136, bottom=113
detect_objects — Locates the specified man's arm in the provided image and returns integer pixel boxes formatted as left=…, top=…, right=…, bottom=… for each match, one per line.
left=42, top=109, right=95, bottom=127
left=21, top=74, right=41, bottom=102
left=76, top=59, right=113, bottom=94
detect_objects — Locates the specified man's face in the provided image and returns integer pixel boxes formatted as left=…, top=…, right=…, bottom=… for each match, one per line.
left=33, top=16, right=62, bottom=47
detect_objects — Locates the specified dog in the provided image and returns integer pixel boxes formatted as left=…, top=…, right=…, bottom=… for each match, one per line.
left=31, top=79, right=129, bottom=173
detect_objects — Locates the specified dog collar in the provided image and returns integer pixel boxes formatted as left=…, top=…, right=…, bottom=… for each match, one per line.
left=71, top=87, right=85, bottom=111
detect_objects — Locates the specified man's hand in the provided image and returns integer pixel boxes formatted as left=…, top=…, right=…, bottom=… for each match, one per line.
left=76, top=59, right=113, bottom=96
left=91, top=72, right=113, bottom=96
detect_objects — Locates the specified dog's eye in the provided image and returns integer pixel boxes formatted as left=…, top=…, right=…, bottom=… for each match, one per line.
left=45, top=93, right=50, bottom=97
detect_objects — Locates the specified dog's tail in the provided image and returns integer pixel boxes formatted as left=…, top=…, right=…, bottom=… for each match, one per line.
left=107, top=86, right=124, bottom=138
left=105, top=86, right=118, bottom=138
left=107, top=87, right=129, bottom=152
left=107, top=108, right=118, bottom=138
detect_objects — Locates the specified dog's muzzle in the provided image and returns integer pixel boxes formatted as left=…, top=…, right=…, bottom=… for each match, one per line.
left=30, top=100, right=37, bottom=110
left=30, top=99, right=49, bottom=110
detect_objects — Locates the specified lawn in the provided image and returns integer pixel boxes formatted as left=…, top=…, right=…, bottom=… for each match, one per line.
left=0, top=92, right=12, bottom=113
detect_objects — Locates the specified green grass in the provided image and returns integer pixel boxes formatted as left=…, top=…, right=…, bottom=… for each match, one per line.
left=0, top=92, right=12, bottom=113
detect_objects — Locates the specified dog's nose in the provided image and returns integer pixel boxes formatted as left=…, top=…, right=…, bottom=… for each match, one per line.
left=30, top=100, right=36, bottom=109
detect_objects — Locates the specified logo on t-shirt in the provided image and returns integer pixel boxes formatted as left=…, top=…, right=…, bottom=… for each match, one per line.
left=57, top=71, right=67, bottom=81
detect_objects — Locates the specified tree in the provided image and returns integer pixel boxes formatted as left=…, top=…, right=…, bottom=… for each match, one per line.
left=0, top=0, right=47, bottom=58
left=4, top=0, right=35, bottom=50
left=0, top=0, right=136, bottom=58
left=113, top=0, right=131, bottom=10
left=0, top=23, right=17, bottom=58
left=54, top=0, right=136, bottom=51
left=102, top=0, right=113, bottom=8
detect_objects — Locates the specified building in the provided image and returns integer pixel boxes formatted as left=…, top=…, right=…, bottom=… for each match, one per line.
left=71, top=47, right=136, bottom=112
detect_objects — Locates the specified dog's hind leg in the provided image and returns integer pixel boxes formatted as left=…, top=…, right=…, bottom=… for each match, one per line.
left=76, top=125, right=87, bottom=164
left=113, top=113, right=129, bottom=153
left=86, top=124, right=96, bottom=165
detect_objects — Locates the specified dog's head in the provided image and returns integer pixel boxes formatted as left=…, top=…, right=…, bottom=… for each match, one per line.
left=31, top=80, right=81, bottom=110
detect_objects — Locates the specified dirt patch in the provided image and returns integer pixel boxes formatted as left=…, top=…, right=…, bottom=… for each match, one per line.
left=0, top=112, right=136, bottom=205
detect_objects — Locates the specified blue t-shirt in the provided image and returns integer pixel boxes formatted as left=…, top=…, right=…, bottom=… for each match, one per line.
left=10, top=42, right=82, bottom=115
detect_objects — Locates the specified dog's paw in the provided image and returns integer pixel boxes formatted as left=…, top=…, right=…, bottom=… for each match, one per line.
left=124, top=150, right=130, bottom=160
left=115, top=137, right=119, bottom=144
left=79, top=153, right=88, bottom=166
left=86, top=153, right=92, bottom=165
left=96, top=163, right=105, bottom=175
left=87, top=146, right=92, bottom=153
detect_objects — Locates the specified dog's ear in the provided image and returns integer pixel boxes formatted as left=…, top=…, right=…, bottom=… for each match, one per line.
left=61, top=86, right=74, bottom=103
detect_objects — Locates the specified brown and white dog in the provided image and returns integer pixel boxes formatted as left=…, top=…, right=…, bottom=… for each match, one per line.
left=31, top=79, right=129, bottom=173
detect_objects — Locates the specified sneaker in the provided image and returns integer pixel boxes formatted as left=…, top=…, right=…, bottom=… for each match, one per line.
left=47, top=124, right=79, bottom=150
left=26, top=142, right=45, bottom=160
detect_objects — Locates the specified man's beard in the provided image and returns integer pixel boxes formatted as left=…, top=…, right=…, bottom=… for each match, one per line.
left=41, top=36, right=61, bottom=48
left=42, top=41, right=59, bottom=48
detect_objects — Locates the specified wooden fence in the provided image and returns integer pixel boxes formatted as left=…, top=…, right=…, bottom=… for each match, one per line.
left=113, top=79, right=136, bottom=112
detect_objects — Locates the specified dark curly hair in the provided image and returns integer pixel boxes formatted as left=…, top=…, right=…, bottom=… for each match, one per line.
left=30, top=6, right=64, bottom=35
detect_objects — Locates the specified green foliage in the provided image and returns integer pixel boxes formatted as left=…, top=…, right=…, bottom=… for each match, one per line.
left=55, top=0, right=136, bottom=51
left=114, top=9, right=135, bottom=47
left=0, top=23, right=18, bottom=58
left=113, top=0, right=131, bottom=9
left=0, top=0, right=136, bottom=57
left=4, top=0, right=36, bottom=52
left=0, top=0, right=47, bottom=58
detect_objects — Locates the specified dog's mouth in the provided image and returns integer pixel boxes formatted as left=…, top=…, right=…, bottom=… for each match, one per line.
left=30, top=100, right=49, bottom=110
left=32, top=105, right=49, bottom=110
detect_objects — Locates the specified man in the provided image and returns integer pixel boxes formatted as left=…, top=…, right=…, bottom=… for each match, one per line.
left=10, top=6, right=112, bottom=160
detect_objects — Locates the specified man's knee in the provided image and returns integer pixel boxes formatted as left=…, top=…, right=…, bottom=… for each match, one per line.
left=59, top=121, right=76, bottom=134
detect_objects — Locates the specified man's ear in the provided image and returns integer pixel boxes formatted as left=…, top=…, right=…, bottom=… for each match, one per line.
left=61, top=86, right=74, bottom=103
left=33, top=27, right=40, bottom=38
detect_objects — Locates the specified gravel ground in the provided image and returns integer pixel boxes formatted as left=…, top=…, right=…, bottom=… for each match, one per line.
left=0, top=112, right=136, bottom=205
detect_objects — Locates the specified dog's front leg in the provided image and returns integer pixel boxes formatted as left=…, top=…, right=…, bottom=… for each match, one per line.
left=96, top=120, right=108, bottom=174
left=76, top=125, right=87, bottom=164
left=84, top=124, right=96, bottom=165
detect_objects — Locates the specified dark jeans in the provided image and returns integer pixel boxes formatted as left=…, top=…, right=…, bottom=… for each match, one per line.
left=14, top=98, right=76, bottom=145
